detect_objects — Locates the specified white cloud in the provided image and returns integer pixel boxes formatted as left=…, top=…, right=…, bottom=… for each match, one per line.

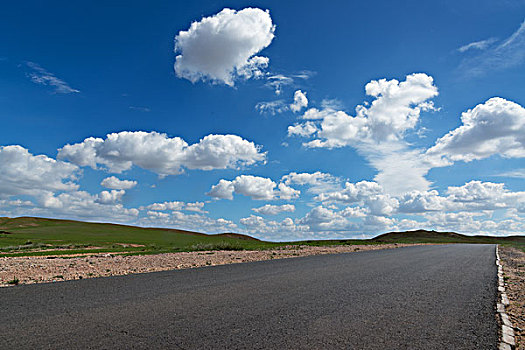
left=240, top=214, right=268, bottom=230
left=252, top=204, right=295, bottom=215
left=301, top=107, right=337, bottom=120
left=239, top=215, right=307, bottom=239
left=445, top=181, right=525, bottom=211
left=140, top=210, right=237, bottom=234
left=315, top=180, right=383, bottom=203
left=234, top=177, right=525, bottom=240
left=232, top=175, right=277, bottom=200
left=281, top=171, right=341, bottom=194
left=255, top=100, right=287, bottom=115
left=96, top=190, right=126, bottom=204
left=266, top=74, right=294, bottom=95
left=288, top=74, right=438, bottom=195
left=206, top=179, right=235, bottom=200
left=144, top=201, right=185, bottom=211
left=0, top=199, right=34, bottom=208
left=0, top=145, right=79, bottom=199
left=174, top=8, right=275, bottom=86
left=256, top=90, right=308, bottom=115
left=397, top=190, right=447, bottom=213
left=366, top=145, right=434, bottom=195
left=297, top=206, right=349, bottom=231
left=314, top=180, right=399, bottom=216
left=207, top=175, right=300, bottom=201
left=457, top=38, right=498, bottom=52
left=25, top=62, right=79, bottom=94
left=101, top=176, right=137, bottom=190
left=6, top=190, right=140, bottom=223
left=288, top=121, right=318, bottom=137
left=366, top=194, right=399, bottom=216
left=290, top=90, right=308, bottom=113
left=321, top=98, right=344, bottom=110
left=287, top=74, right=525, bottom=197
left=340, top=206, right=368, bottom=218
left=276, top=183, right=300, bottom=200
left=58, top=131, right=266, bottom=176
left=185, top=202, right=207, bottom=213
left=142, top=200, right=206, bottom=213
left=426, top=97, right=525, bottom=165
left=421, top=210, right=525, bottom=236
left=423, top=211, right=487, bottom=233
left=299, top=73, right=438, bottom=147
left=458, top=19, right=525, bottom=76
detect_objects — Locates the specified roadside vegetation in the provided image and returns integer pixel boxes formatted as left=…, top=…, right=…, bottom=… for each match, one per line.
left=0, top=216, right=523, bottom=257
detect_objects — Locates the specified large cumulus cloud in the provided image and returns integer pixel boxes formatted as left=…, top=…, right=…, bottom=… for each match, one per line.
left=58, top=131, right=266, bottom=176
left=174, top=8, right=275, bottom=86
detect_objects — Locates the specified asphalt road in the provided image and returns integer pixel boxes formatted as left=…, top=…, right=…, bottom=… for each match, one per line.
left=0, top=244, right=498, bottom=349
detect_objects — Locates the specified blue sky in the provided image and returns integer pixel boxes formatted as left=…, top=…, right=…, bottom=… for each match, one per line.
left=1, top=1, right=524, bottom=240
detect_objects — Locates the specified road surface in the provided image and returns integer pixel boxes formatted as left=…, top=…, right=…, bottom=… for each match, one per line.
left=0, top=244, right=498, bottom=349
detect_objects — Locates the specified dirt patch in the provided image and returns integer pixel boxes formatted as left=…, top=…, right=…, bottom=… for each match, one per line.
left=499, top=246, right=525, bottom=350
left=0, top=243, right=426, bottom=286
left=114, top=243, right=145, bottom=248
left=1, top=246, right=104, bottom=255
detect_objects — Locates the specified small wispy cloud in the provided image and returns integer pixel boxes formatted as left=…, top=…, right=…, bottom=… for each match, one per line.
left=265, top=75, right=293, bottom=95
left=265, top=71, right=314, bottom=95
left=255, top=100, right=287, bottom=115
left=493, top=168, right=525, bottom=179
left=256, top=90, right=308, bottom=115
left=321, top=98, right=344, bottom=110
left=457, top=38, right=498, bottom=52
left=129, top=106, right=151, bottom=112
left=25, top=62, right=79, bottom=94
left=458, top=19, right=525, bottom=77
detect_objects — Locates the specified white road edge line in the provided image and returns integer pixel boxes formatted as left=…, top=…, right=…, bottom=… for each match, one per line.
left=496, top=245, right=516, bottom=349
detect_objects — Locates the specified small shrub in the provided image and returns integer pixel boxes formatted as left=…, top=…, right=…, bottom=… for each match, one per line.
left=7, top=277, right=19, bottom=285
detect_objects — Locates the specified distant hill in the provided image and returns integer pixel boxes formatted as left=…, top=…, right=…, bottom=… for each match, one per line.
left=372, top=229, right=525, bottom=244
left=0, top=216, right=258, bottom=240
left=0, top=216, right=264, bottom=256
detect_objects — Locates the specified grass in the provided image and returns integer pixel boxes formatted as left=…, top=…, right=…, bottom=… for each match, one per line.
left=189, top=241, right=246, bottom=251
left=0, top=216, right=523, bottom=257
left=7, top=277, right=19, bottom=285
left=0, top=216, right=284, bottom=255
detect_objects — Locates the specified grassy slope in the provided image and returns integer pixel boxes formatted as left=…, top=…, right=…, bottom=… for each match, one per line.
left=0, top=217, right=523, bottom=256
left=0, top=217, right=277, bottom=256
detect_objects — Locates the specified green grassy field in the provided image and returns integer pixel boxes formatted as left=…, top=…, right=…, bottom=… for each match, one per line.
left=0, top=217, right=279, bottom=256
left=1, top=216, right=523, bottom=257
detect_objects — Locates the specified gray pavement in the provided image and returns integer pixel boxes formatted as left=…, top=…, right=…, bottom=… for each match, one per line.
left=0, top=244, right=498, bottom=349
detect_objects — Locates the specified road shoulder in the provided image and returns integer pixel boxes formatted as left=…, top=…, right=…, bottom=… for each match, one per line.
left=499, top=246, right=525, bottom=350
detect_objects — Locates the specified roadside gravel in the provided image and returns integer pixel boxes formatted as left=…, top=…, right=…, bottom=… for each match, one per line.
left=499, top=246, right=525, bottom=350
left=0, top=243, right=423, bottom=286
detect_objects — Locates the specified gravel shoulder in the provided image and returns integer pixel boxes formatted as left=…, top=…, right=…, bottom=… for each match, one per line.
left=500, top=246, right=525, bottom=350
left=1, top=243, right=424, bottom=286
